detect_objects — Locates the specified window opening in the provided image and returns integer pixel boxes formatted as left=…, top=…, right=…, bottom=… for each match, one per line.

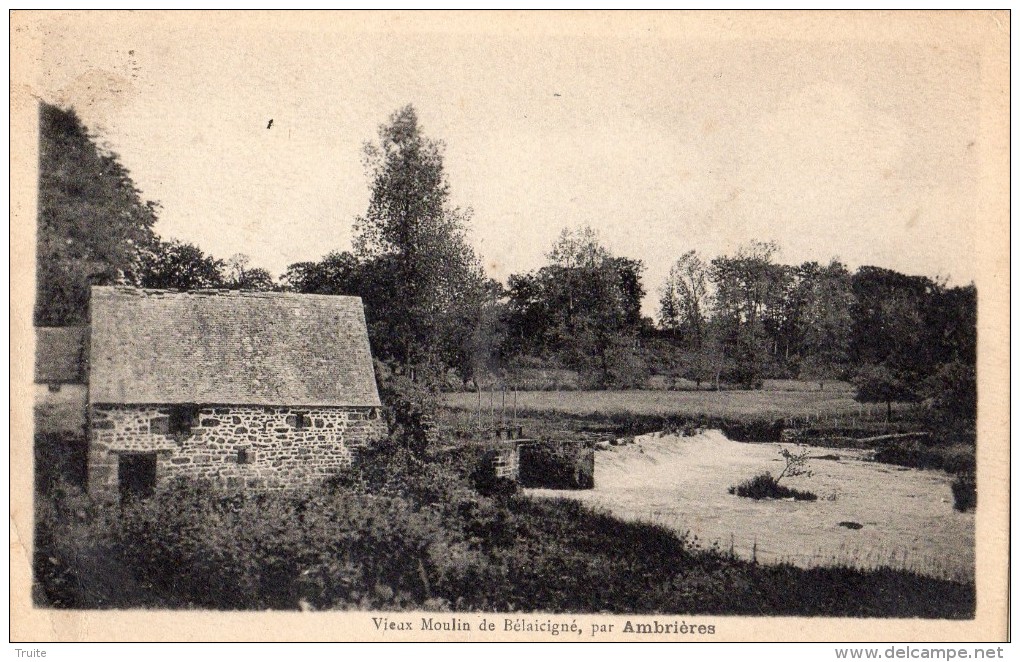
left=168, top=404, right=200, bottom=437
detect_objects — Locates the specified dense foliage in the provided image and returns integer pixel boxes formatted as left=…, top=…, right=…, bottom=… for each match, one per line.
left=36, top=104, right=158, bottom=325
left=137, top=239, right=227, bottom=289
left=652, top=246, right=977, bottom=412
left=728, top=473, right=817, bottom=502
left=502, top=227, right=649, bottom=388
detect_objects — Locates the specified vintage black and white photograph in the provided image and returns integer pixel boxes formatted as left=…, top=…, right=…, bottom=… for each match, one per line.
left=11, top=10, right=1009, bottom=642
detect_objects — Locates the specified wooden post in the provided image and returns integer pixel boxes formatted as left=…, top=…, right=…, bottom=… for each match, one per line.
left=489, top=386, right=494, bottom=434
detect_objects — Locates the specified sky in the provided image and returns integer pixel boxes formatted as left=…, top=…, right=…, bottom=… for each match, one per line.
left=24, top=12, right=982, bottom=316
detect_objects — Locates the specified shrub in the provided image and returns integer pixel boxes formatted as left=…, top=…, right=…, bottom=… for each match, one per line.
left=872, top=439, right=975, bottom=474
left=34, top=432, right=88, bottom=494
left=32, top=480, right=126, bottom=608
left=377, top=369, right=440, bottom=458
left=470, top=461, right=520, bottom=498
left=518, top=441, right=594, bottom=489
left=950, top=472, right=976, bottom=512
left=719, top=419, right=785, bottom=442
left=925, top=360, right=977, bottom=423
left=728, top=472, right=818, bottom=501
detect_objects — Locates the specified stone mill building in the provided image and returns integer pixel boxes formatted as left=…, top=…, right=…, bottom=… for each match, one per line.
left=87, top=286, right=386, bottom=499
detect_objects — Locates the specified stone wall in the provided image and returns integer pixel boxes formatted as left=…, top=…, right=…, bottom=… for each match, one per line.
left=475, top=440, right=520, bottom=481
left=89, top=403, right=387, bottom=496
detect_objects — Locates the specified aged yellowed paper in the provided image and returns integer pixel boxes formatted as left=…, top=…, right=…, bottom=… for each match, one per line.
left=10, top=10, right=1009, bottom=642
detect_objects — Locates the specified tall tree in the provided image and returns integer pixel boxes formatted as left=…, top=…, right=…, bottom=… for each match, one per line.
left=791, top=260, right=854, bottom=387
left=547, top=225, right=610, bottom=269
left=708, top=241, right=789, bottom=384
left=609, top=256, right=647, bottom=331
left=849, top=267, right=976, bottom=419
left=36, top=103, right=158, bottom=325
left=849, top=266, right=930, bottom=376
left=352, top=105, right=487, bottom=372
left=659, top=250, right=710, bottom=349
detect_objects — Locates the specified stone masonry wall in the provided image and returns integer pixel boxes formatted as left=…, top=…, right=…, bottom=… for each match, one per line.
left=473, top=441, right=520, bottom=482
left=89, top=404, right=387, bottom=496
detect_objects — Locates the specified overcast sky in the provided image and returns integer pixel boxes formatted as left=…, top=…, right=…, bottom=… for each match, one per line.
left=29, top=12, right=981, bottom=315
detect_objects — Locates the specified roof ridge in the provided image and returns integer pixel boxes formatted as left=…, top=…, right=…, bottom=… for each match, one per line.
left=91, top=286, right=364, bottom=302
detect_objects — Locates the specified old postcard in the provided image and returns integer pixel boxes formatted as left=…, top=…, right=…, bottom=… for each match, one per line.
left=9, top=10, right=1010, bottom=643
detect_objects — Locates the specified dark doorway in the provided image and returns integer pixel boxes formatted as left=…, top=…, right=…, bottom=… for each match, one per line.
left=118, top=453, right=157, bottom=501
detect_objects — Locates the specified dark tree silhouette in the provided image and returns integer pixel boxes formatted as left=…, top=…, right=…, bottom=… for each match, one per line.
left=36, top=103, right=158, bottom=325
left=137, top=239, right=226, bottom=290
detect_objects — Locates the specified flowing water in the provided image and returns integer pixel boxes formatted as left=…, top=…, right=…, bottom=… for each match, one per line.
left=527, top=430, right=974, bottom=581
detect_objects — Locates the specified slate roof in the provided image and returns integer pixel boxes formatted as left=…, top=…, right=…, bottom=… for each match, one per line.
left=89, top=287, right=381, bottom=407
left=35, top=327, right=87, bottom=383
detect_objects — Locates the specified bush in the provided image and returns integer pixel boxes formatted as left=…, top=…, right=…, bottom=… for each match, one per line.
left=925, top=360, right=977, bottom=423
left=719, top=419, right=785, bottom=442
left=518, top=441, right=594, bottom=489
left=35, top=432, right=88, bottom=494
left=35, top=463, right=511, bottom=610
left=729, top=473, right=818, bottom=501
left=116, top=479, right=317, bottom=608
left=33, top=480, right=126, bottom=608
left=377, top=367, right=440, bottom=458
left=950, top=472, right=976, bottom=512
left=872, top=439, right=975, bottom=474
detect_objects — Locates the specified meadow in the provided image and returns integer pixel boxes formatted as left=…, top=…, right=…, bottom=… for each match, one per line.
left=443, top=381, right=908, bottom=432
left=442, top=381, right=974, bottom=477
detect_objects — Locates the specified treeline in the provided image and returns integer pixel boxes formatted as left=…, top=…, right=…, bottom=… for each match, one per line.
left=650, top=241, right=976, bottom=421
left=36, top=101, right=976, bottom=421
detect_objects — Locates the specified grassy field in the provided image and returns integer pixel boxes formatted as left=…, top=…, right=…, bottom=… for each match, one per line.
left=441, top=383, right=972, bottom=478
left=444, top=381, right=902, bottom=425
